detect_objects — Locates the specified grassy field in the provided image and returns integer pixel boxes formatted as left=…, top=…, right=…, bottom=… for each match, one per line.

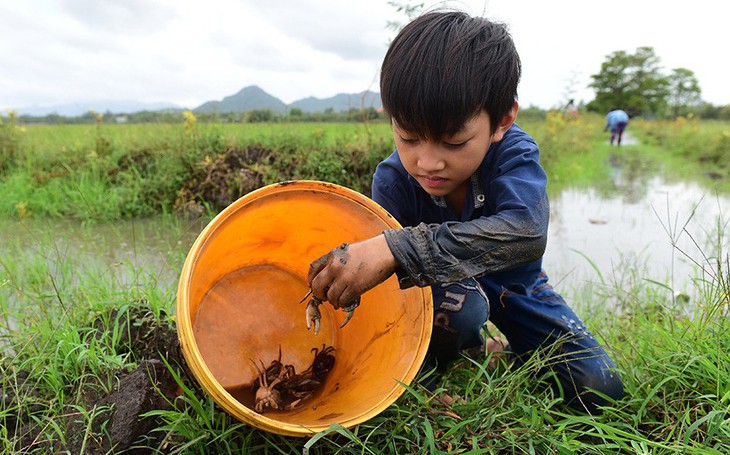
left=2, top=113, right=726, bottom=222
left=0, top=119, right=396, bottom=221
left=1, top=114, right=729, bottom=453
left=2, top=214, right=728, bottom=453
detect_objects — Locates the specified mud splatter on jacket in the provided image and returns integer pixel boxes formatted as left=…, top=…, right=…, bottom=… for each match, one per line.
left=372, top=123, right=549, bottom=294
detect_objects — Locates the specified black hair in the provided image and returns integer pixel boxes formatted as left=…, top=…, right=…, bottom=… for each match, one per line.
left=380, top=10, right=521, bottom=139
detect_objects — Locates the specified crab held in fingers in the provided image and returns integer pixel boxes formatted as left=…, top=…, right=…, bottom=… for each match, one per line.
left=301, top=290, right=360, bottom=335
left=304, top=294, right=323, bottom=334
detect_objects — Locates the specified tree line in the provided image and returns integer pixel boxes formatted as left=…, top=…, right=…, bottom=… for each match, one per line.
left=10, top=106, right=385, bottom=125
left=586, top=46, right=727, bottom=119
left=7, top=45, right=729, bottom=125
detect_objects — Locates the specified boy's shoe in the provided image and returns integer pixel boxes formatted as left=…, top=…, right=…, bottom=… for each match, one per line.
left=434, top=392, right=465, bottom=407
left=464, top=336, right=508, bottom=371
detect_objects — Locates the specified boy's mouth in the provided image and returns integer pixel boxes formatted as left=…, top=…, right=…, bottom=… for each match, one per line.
left=420, top=175, right=448, bottom=189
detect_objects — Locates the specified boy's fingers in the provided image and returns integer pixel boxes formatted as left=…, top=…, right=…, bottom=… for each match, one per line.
left=338, top=287, right=360, bottom=308
left=326, top=282, right=345, bottom=308
left=307, top=251, right=332, bottom=284
left=307, top=239, right=392, bottom=308
left=310, top=272, right=332, bottom=302
left=323, top=281, right=359, bottom=310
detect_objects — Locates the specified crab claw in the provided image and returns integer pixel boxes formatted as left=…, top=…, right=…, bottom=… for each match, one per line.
left=305, top=297, right=323, bottom=335
left=339, top=297, right=360, bottom=329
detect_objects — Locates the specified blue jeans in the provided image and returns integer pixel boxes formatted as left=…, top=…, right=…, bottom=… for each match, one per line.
left=610, top=121, right=628, bottom=145
left=424, top=273, right=624, bottom=412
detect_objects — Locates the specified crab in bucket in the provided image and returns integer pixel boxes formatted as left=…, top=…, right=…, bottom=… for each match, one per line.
left=251, top=345, right=336, bottom=413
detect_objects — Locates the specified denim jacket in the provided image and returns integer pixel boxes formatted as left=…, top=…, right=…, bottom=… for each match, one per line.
left=372, top=123, right=549, bottom=294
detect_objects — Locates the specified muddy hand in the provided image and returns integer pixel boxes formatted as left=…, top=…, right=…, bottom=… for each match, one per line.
left=307, top=237, right=396, bottom=309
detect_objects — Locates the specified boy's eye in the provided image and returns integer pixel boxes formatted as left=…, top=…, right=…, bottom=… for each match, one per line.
left=443, top=140, right=468, bottom=148
left=399, top=136, right=419, bottom=144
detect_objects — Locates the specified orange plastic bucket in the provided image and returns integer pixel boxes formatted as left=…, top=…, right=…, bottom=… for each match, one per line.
left=176, top=181, right=433, bottom=436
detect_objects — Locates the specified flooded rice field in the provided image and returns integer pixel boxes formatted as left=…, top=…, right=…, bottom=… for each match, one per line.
left=1, top=177, right=727, bottom=307
left=545, top=177, right=728, bottom=296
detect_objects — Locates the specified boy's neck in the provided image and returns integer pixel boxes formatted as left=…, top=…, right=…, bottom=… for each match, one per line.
left=445, top=181, right=469, bottom=218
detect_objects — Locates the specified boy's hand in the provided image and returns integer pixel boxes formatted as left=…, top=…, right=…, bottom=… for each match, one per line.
left=307, top=234, right=397, bottom=309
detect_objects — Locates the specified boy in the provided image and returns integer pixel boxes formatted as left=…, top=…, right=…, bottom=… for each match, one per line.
left=307, top=10, right=623, bottom=412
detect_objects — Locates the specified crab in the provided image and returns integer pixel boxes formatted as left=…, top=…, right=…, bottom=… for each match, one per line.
left=277, top=345, right=336, bottom=401
left=307, top=345, right=336, bottom=380
left=301, top=290, right=360, bottom=335
left=250, top=345, right=337, bottom=413
left=251, top=349, right=299, bottom=413
left=252, top=359, right=285, bottom=413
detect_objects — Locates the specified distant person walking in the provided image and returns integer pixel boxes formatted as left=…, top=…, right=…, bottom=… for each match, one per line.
left=604, top=108, right=630, bottom=146
left=564, top=99, right=579, bottom=119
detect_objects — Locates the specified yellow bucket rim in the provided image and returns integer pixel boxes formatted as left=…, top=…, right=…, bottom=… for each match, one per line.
left=176, top=180, right=433, bottom=436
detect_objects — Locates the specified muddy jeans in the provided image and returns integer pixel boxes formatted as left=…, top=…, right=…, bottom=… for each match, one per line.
left=423, top=273, right=624, bottom=412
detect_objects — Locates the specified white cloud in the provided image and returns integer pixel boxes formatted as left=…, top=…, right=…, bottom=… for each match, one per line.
left=1, top=0, right=728, bottom=111
left=58, top=0, right=180, bottom=34
left=246, top=0, right=392, bottom=62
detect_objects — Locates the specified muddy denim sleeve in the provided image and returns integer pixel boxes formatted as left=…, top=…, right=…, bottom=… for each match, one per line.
left=383, top=153, right=549, bottom=288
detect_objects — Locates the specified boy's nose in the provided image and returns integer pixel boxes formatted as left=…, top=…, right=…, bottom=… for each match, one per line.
left=417, top=144, right=446, bottom=172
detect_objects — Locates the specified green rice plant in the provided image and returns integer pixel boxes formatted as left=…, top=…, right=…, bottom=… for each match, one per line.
left=631, top=118, right=730, bottom=191
left=4, top=118, right=728, bottom=221
left=2, top=118, right=730, bottom=452
left=0, top=111, right=25, bottom=173
left=2, top=121, right=397, bottom=220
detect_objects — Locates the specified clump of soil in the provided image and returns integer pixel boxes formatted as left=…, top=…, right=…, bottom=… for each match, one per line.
left=64, top=359, right=179, bottom=454
left=67, top=306, right=188, bottom=454
left=1, top=368, right=46, bottom=450
left=175, top=145, right=274, bottom=216
left=108, top=149, right=157, bottom=181
left=6, top=304, right=196, bottom=454
left=96, top=306, right=183, bottom=366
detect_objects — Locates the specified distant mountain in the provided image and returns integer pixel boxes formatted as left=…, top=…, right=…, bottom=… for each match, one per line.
left=291, top=90, right=382, bottom=113
left=16, top=100, right=180, bottom=117
left=194, top=85, right=287, bottom=113
left=11, top=85, right=383, bottom=118
left=194, top=85, right=382, bottom=114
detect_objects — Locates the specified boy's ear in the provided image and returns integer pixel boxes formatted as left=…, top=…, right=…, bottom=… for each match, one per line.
left=491, top=101, right=519, bottom=142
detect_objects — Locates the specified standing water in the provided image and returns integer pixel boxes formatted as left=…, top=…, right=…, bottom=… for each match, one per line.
left=545, top=177, right=728, bottom=296
left=1, top=182, right=727, bottom=306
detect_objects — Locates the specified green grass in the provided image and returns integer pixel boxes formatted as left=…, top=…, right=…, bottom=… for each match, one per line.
left=1, top=121, right=398, bottom=221
left=1, top=211, right=729, bottom=453
left=2, top=115, right=728, bottom=221
left=630, top=117, right=730, bottom=193
left=2, top=116, right=730, bottom=452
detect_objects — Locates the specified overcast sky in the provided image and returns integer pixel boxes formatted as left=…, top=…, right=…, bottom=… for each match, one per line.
left=1, top=0, right=728, bottom=112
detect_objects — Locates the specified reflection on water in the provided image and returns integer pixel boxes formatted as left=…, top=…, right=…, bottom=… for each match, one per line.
left=0, top=217, right=204, bottom=295
left=1, top=179, right=727, bottom=305
left=545, top=176, right=729, bottom=295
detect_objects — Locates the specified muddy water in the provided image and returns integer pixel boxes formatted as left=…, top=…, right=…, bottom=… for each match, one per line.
left=0, top=217, right=203, bottom=293
left=1, top=180, right=727, bottom=303
left=545, top=177, right=729, bottom=295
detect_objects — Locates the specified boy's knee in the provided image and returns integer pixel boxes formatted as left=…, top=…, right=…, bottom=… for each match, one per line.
left=567, top=366, right=624, bottom=413
left=429, top=279, right=490, bottom=366
left=434, top=281, right=488, bottom=332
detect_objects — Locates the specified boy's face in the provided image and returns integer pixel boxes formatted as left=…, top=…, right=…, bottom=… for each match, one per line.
left=393, top=110, right=508, bottom=198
